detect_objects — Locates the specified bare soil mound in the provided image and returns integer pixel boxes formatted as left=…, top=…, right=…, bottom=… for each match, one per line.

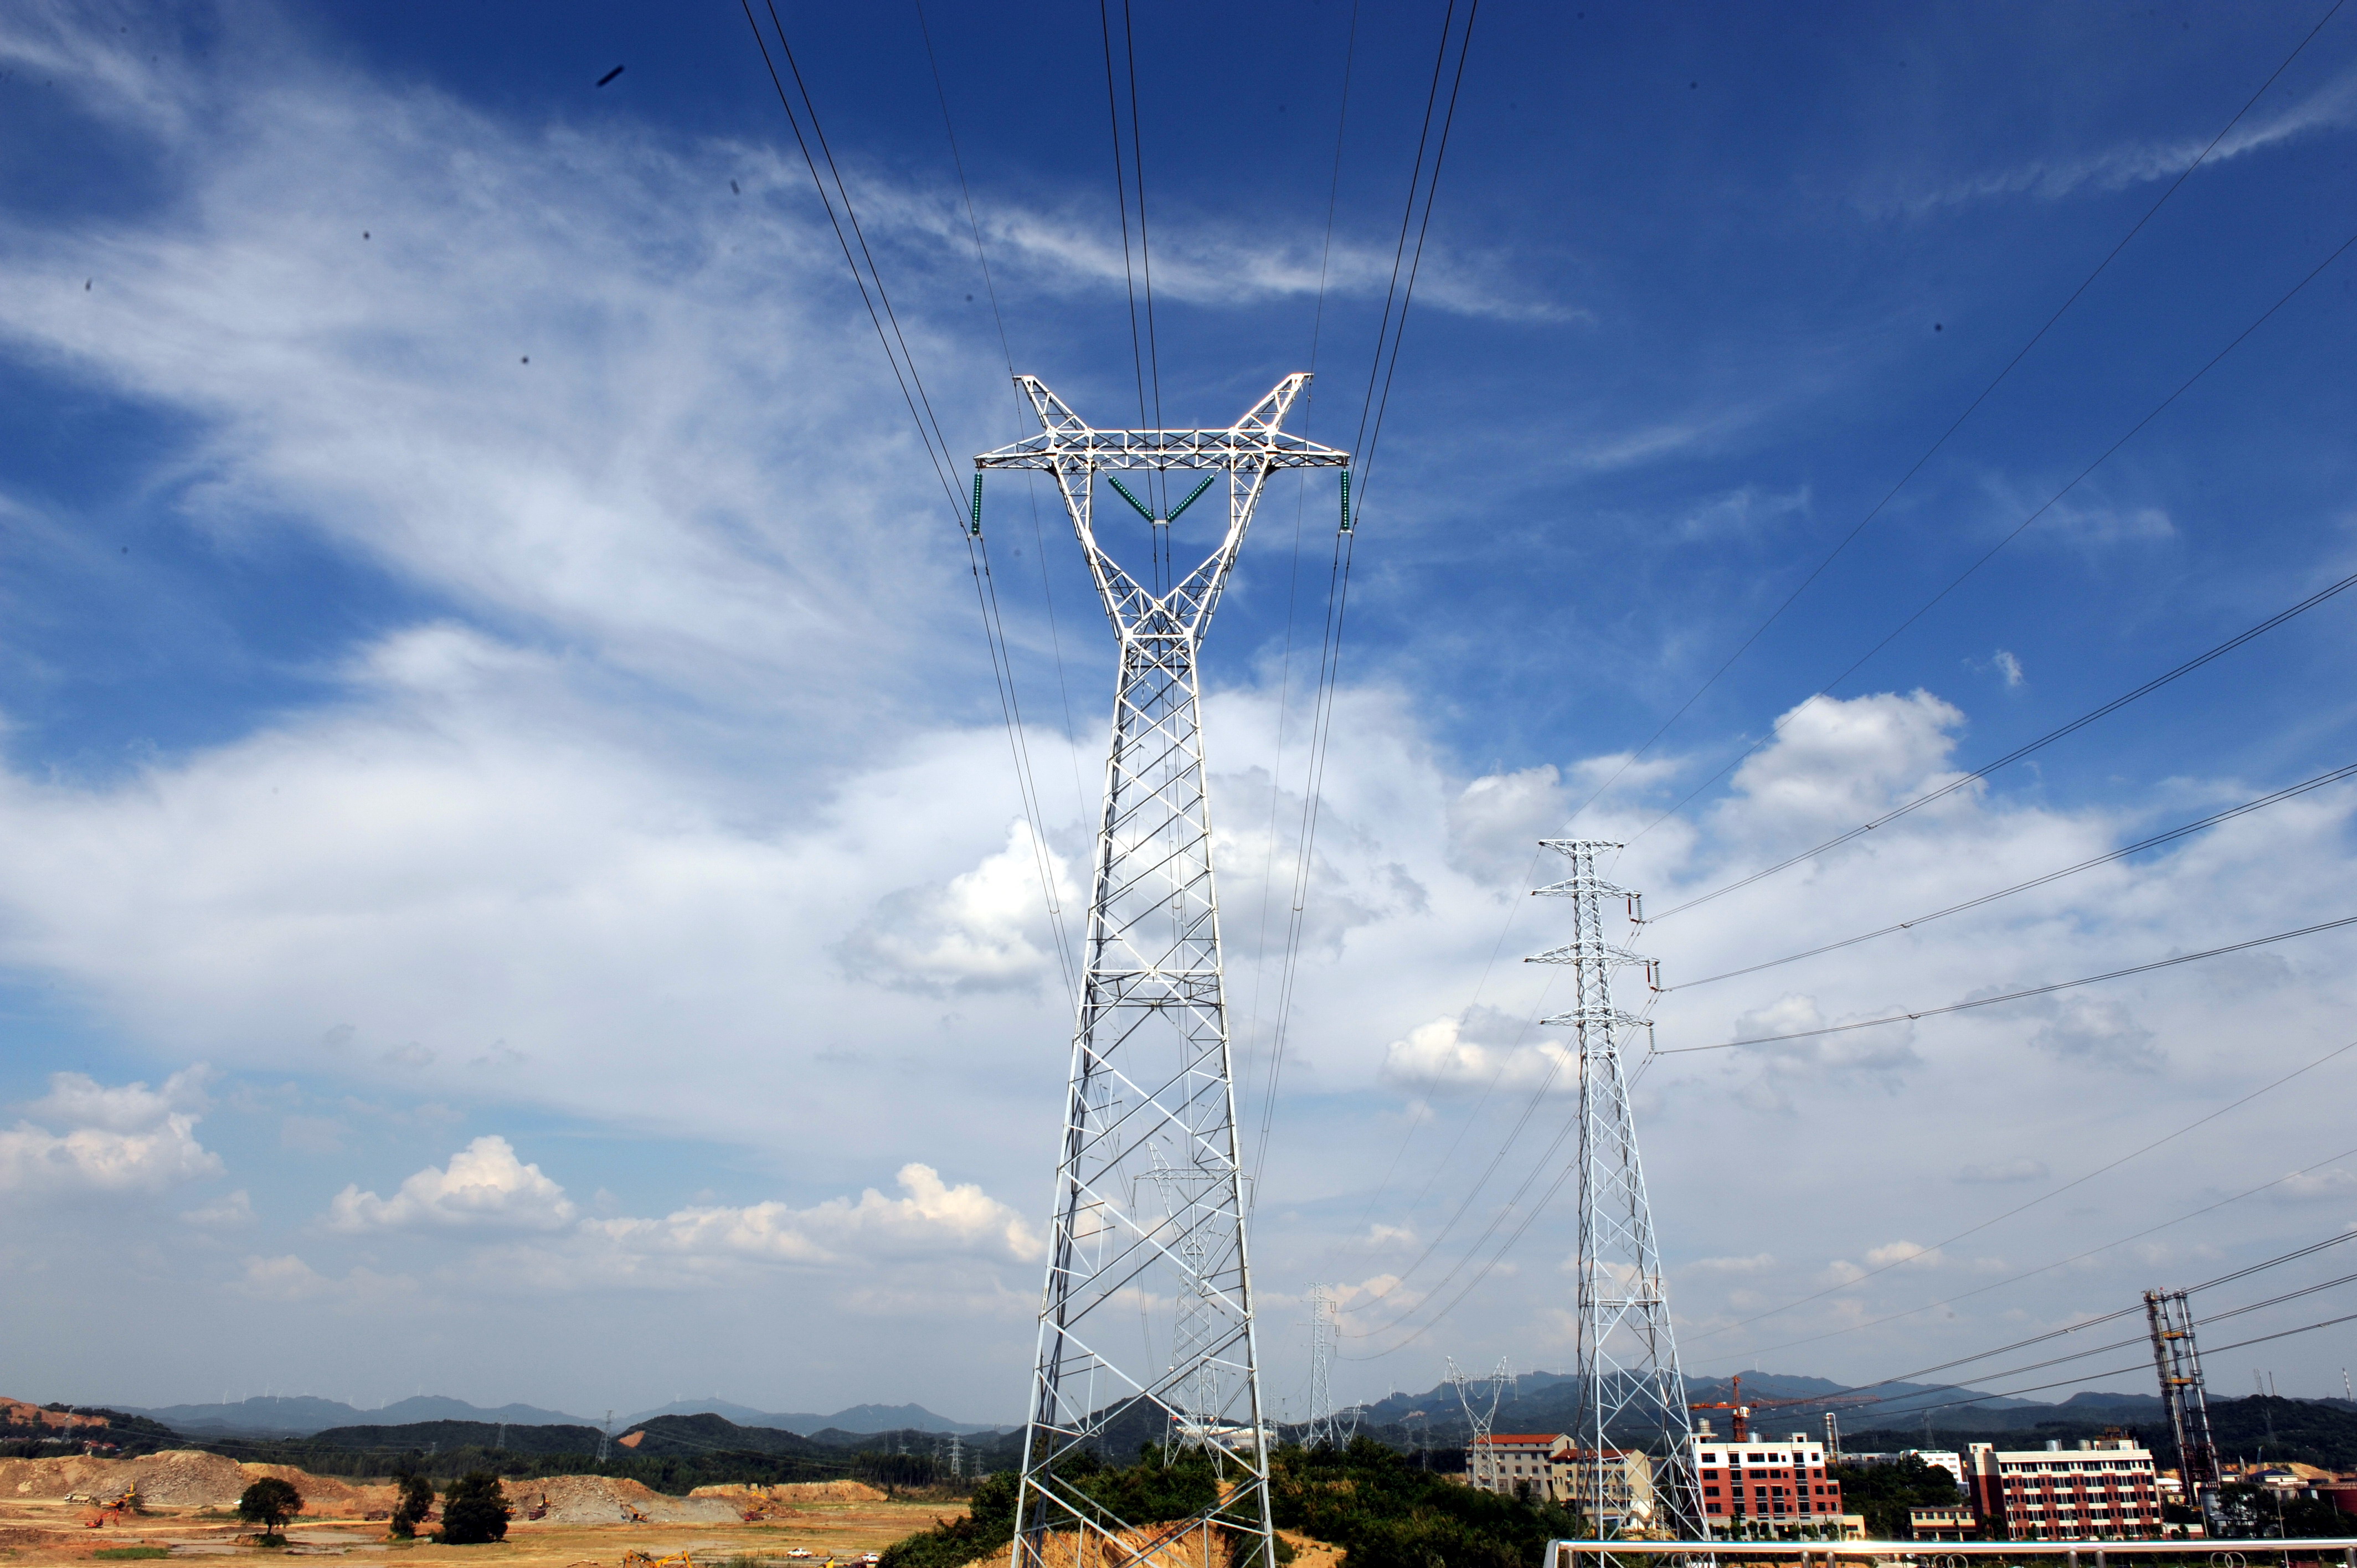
left=510, top=1476, right=737, bottom=1526
left=767, top=1481, right=888, bottom=1503
left=1, top=1450, right=250, bottom=1507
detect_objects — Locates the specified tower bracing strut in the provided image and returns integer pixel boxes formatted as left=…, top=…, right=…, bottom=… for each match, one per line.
left=1529, top=840, right=1706, bottom=1546
left=977, top=375, right=1349, bottom=1568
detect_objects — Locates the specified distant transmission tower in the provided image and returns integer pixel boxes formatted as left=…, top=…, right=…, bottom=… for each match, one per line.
left=1448, top=1357, right=1510, bottom=1490
left=976, top=375, right=1349, bottom=1568
left=2144, top=1288, right=2221, bottom=1532
left=1305, top=1284, right=1337, bottom=1448
left=1530, top=841, right=1704, bottom=1541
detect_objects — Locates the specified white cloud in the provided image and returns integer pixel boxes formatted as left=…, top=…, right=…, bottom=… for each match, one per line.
left=0, top=1069, right=224, bottom=1196
left=1687, top=1253, right=1777, bottom=1274
left=236, top=1254, right=415, bottom=1303
left=1445, top=767, right=1567, bottom=883
left=1723, top=690, right=1970, bottom=832
left=2273, top=1167, right=2357, bottom=1201
left=1897, top=68, right=2357, bottom=210
left=1378, top=1008, right=1573, bottom=1096
left=1993, top=650, right=2024, bottom=689
left=328, top=1135, right=577, bottom=1233
left=837, top=821, right=1074, bottom=995
left=585, top=1162, right=1041, bottom=1272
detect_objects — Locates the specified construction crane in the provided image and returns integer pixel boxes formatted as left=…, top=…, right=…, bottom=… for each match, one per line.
left=1687, top=1375, right=1879, bottom=1442
left=1687, top=1374, right=1754, bottom=1441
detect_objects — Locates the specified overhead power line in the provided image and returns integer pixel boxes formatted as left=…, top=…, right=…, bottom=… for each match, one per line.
left=1648, top=564, right=2357, bottom=924
left=738, top=1, right=1076, bottom=1001
left=1249, top=0, right=1480, bottom=1205
left=1660, top=911, right=2357, bottom=1055
left=1566, top=0, right=2350, bottom=823
left=1629, top=218, right=2357, bottom=854
left=1703, top=1134, right=2357, bottom=1370
left=1670, top=759, right=2357, bottom=991
left=1679, top=1035, right=2357, bottom=1348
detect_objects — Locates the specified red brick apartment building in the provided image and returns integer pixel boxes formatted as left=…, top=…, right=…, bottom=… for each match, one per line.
left=1690, top=1430, right=1847, bottom=1534
left=1968, top=1438, right=2163, bottom=1540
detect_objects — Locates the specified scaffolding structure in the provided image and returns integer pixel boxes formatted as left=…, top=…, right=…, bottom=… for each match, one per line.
left=976, top=375, right=1349, bottom=1568
left=2144, top=1287, right=2221, bottom=1533
left=1529, top=840, right=1704, bottom=1543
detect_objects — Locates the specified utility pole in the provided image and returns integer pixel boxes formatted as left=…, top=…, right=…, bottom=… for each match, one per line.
left=2145, top=1288, right=2221, bottom=1534
left=1530, top=842, right=1704, bottom=1546
left=976, top=375, right=1348, bottom=1568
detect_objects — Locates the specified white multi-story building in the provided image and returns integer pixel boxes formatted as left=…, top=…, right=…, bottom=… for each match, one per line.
left=1466, top=1433, right=1568, bottom=1495
left=1691, top=1430, right=1850, bottom=1536
left=1968, top=1438, right=2163, bottom=1540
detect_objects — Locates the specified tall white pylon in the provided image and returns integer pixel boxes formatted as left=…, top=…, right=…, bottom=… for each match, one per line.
left=1305, top=1284, right=1337, bottom=1448
left=1448, top=1356, right=1512, bottom=1491
left=976, top=375, right=1349, bottom=1568
left=1527, top=840, right=1704, bottom=1542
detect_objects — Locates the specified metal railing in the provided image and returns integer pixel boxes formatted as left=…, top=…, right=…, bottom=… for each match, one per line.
left=1546, top=1541, right=2357, bottom=1568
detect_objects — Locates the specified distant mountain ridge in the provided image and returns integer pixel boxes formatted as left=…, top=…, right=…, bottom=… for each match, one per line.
left=104, top=1392, right=1005, bottom=1440
left=111, top=1395, right=594, bottom=1438
left=619, top=1399, right=1003, bottom=1436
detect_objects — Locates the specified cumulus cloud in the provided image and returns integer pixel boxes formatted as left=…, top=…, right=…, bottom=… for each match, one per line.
left=584, top=1162, right=1041, bottom=1272
left=1722, top=690, right=1969, bottom=833
left=0, top=1069, right=224, bottom=1195
left=1379, top=1006, right=1572, bottom=1095
left=328, top=1135, right=577, bottom=1233
left=837, top=821, right=1074, bottom=995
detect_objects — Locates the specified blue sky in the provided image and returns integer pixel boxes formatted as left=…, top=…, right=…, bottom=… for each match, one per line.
left=3, top=0, right=2356, bottom=1427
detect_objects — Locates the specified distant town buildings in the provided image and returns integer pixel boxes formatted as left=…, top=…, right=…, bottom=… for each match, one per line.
left=1466, top=1433, right=1568, bottom=1495
left=1968, top=1437, right=2164, bottom=1540
left=1910, top=1504, right=1976, bottom=1541
left=1462, top=1433, right=1656, bottom=1533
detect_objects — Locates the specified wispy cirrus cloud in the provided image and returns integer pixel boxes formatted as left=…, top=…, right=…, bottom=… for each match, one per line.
left=1891, top=67, right=2357, bottom=213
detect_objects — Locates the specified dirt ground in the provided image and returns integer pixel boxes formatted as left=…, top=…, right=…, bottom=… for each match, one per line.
left=0, top=1454, right=960, bottom=1567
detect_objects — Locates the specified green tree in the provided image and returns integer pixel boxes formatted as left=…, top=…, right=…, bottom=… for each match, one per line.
left=237, top=1477, right=304, bottom=1544
left=388, top=1472, right=435, bottom=1540
left=435, top=1471, right=511, bottom=1545
left=1828, top=1455, right=1961, bottom=1540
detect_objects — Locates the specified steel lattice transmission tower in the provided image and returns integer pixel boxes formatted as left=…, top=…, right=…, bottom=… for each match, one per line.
left=1449, top=1357, right=1512, bottom=1492
left=976, top=374, right=1348, bottom=1568
left=1529, top=840, right=1705, bottom=1542
left=1305, top=1284, right=1338, bottom=1449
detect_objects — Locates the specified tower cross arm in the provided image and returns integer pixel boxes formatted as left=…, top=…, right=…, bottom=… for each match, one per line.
left=974, top=374, right=1350, bottom=472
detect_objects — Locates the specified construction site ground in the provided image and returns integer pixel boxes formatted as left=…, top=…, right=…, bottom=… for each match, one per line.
left=0, top=1455, right=959, bottom=1567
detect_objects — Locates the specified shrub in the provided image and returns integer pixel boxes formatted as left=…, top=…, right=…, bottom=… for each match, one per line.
left=435, top=1471, right=511, bottom=1545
